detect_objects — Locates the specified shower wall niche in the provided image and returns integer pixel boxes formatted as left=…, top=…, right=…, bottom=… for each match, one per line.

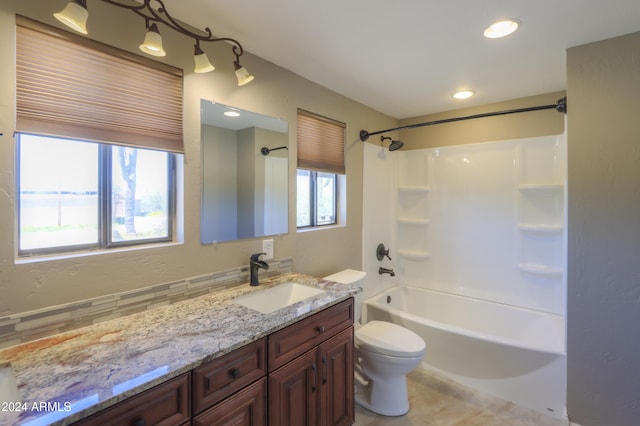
left=397, top=154, right=431, bottom=260
left=516, top=138, right=566, bottom=278
left=394, top=133, right=566, bottom=316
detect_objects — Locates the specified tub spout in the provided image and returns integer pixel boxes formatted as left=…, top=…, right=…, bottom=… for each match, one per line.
left=378, top=267, right=395, bottom=277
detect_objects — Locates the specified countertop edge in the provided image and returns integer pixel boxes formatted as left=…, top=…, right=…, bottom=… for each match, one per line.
left=0, top=273, right=361, bottom=426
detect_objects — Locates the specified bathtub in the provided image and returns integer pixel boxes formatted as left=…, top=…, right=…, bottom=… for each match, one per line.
left=361, top=285, right=567, bottom=419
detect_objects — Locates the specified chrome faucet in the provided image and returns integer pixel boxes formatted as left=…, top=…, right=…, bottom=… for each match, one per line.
left=249, top=253, right=269, bottom=286
left=378, top=267, right=395, bottom=277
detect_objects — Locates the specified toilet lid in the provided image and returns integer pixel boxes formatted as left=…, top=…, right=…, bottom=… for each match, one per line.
left=355, top=320, right=426, bottom=358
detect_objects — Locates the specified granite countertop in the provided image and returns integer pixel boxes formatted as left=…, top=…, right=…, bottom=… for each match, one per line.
left=0, top=273, right=361, bottom=426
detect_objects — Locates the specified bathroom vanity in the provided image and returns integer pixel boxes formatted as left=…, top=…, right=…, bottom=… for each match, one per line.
left=0, top=274, right=359, bottom=426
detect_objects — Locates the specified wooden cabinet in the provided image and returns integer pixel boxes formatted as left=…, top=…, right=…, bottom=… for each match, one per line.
left=269, top=346, right=319, bottom=425
left=192, top=338, right=266, bottom=415
left=268, top=298, right=354, bottom=426
left=193, top=377, right=266, bottom=426
left=72, top=298, right=354, bottom=426
left=319, top=328, right=354, bottom=426
left=192, top=338, right=267, bottom=426
left=268, top=298, right=354, bottom=370
left=74, top=373, right=190, bottom=426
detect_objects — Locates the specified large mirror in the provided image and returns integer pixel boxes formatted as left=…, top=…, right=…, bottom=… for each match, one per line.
left=201, top=100, right=289, bottom=244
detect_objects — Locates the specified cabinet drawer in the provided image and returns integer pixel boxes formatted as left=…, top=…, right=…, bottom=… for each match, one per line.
left=193, top=377, right=266, bottom=426
left=192, top=338, right=266, bottom=414
left=74, top=373, right=189, bottom=426
left=268, top=298, right=353, bottom=371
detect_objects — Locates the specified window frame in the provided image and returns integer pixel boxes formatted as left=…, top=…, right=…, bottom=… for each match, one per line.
left=16, top=133, right=176, bottom=257
left=104, top=144, right=176, bottom=250
left=296, top=169, right=339, bottom=229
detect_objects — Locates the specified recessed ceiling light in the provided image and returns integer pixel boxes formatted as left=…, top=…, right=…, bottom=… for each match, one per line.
left=452, top=90, right=476, bottom=100
left=224, top=110, right=240, bottom=117
left=484, top=19, right=520, bottom=39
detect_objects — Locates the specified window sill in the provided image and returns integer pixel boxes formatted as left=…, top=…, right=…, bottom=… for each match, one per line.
left=15, top=241, right=184, bottom=265
left=296, top=223, right=345, bottom=233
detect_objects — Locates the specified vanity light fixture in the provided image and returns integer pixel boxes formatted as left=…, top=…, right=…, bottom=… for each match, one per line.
left=452, top=90, right=476, bottom=100
left=193, top=40, right=215, bottom=73
left=53, top=0, right=254, bottom=85
left=53, top=0, right=88, bottom=34
left=483, top=19, right=520, bottom=39
left=139, top=23, right=166, bottom=57
left=223, top=110, right=240, bottom=117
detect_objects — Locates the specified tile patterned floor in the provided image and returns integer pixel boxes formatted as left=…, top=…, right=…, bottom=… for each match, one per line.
left=354, top=369, right=569, bottom=426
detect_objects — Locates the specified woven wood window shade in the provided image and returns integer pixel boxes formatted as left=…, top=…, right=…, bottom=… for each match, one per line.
left=297, top=109, right=345, bottom=174
left=16, top=16, right=184, bottom=153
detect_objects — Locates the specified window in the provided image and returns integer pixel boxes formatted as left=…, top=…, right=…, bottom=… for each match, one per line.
left=296, top=170, right=337, bottom=227
left=18, top=134, right=174, bottom=255
left=15, top=17, right=183, bottom=256
left=296, top=110, right=345, bottom=228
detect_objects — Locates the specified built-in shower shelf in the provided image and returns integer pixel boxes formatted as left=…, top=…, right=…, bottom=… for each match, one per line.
left=398, top=250, right=430, bottom=261
left=517, top=263, right=563, bottom=277
left=518, top=183, right=564, bottom=194
left=398, top=218, right=430, bottom=225
left=518, top=224, right=563, bottom=234
left=398, top=186, right=430, bottom=193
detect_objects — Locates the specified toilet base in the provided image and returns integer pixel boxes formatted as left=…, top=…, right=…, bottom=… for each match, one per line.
left=354, top=376, right=409, bottom=417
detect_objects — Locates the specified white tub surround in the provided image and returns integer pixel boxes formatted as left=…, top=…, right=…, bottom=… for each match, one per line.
left=394, top=134, right=567, bottom=315
left=362, top=132, right=567, bottom=418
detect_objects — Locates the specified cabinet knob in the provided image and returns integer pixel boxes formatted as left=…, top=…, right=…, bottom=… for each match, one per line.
left=132, top=418, right=146, bottom=426
left=316, top=325, right=325, bottom=334
left=230, top=368, right=241, bottom=379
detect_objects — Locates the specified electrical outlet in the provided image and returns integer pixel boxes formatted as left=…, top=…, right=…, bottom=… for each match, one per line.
left=262, top=239, right=274, bottom=260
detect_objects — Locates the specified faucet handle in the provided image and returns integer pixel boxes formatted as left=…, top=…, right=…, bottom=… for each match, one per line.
left=376, top=243, right=392, bottom=261
left=250, top=252, right=266, bottom=262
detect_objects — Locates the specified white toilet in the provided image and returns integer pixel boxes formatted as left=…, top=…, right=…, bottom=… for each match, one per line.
left=323, top=270, right=427, bottom=417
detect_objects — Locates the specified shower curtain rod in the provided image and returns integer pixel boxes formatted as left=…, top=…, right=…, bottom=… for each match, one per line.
left=359, top=96, right=567, bottom=142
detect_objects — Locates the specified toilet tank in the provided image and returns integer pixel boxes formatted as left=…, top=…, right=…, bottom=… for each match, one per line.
left=323, top=269, right=367, bottom=322
left=323, top=269, right=367, bottom=286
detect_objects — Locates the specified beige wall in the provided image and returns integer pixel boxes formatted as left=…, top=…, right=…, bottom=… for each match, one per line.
left=566, top=31, right=640, bottom=425
left=6, top=4, right=640, bottom=423
left=398, top=91, right=566, bottom=149
left=0, top=0, right=397, bottom=315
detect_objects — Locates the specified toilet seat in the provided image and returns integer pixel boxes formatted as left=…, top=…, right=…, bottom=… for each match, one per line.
left=355, top=320, right=426, bottom=358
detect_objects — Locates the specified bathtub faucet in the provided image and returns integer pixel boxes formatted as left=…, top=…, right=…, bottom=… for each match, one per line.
left=378, top=267, right=395, bottom=277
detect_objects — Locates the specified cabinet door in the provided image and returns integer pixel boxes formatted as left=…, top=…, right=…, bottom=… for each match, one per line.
left=319, top=327, right=354, bottom=426
left=73, top=374, right=190, bottom=426
left=269, top=348, right=319, bottom=426
left=193, top=377, right=266, bottom=426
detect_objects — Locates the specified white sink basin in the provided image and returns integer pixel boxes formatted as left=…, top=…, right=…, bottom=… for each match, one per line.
left=234, top=282, right=328, bottom=314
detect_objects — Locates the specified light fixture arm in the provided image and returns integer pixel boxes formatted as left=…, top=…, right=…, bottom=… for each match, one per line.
left=54, top=0, right=254, bottom=81
left=99, top=0, right=246, bottom=62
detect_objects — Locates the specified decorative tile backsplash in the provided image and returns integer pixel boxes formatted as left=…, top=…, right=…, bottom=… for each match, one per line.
left=0, top=258, right=292, bottom=349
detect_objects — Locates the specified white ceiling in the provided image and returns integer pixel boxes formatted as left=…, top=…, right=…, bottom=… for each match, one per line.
left=164, top=0, right=640, bottom=119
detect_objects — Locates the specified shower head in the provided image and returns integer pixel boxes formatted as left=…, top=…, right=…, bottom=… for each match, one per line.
left=389, top=140, right=404, bottom=151
left=381, top=136, right=404, bottom=151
